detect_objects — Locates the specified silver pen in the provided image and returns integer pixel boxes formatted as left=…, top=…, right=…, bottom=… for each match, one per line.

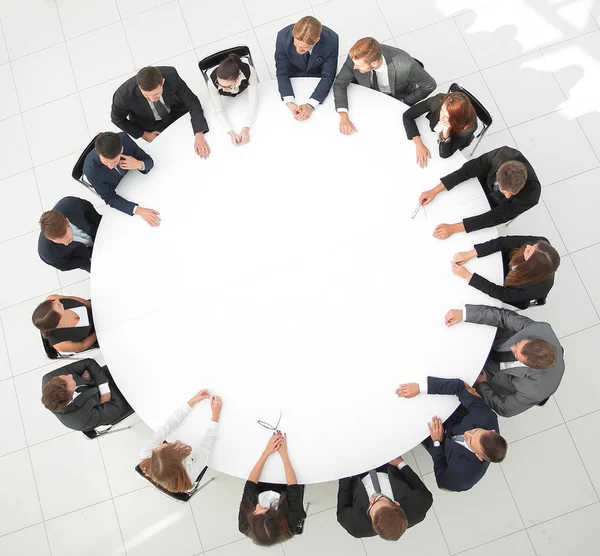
left=411, top=201, right=422, bottom=219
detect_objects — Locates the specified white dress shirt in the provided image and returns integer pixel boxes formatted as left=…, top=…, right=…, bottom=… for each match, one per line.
left=69, top=222, right=93, bottom=247
left=283, top=47, right=320, bottom=109
left=258, top=490, right=281, bottom=508
left=337, top=56, right=391, bottom=113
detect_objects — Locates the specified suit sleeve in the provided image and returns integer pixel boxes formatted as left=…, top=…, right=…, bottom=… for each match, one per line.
left=81, top=199, right=102, bottom=238
left=285, top=484, right=307, bottom=526
left=309, top=34, right=339, bottom=104
left=468, top=274, right=532, bottom=306
left=275, top=32, right=295, bottom=100
left=39, top=249, right=91, bottom=272
left=86, top=361, right=110, bottom=385
left=463, top=197, right=534, bottom=233
left=333, top=56, right=356, bottom=111
left=111, top=89, right=145, bottom=139
left=476, top=382, right=537, bottom=417
left=80, top=397, right=130, bottom=430
left=441, top=149, right=495, bottom=191
left=402, top=65, right=436, bottom=106
left=125, top=136, right=154, bottom=174
left=390, top=465, right=433, bottom=522
left=172, top=69, right=209, bottom=134
left=465, top=304, right=534, bottom=333
left=402, top=97, right=433, bottom=139
left=336, top=477, right=355, bottom=528
left=438, top=130, right=474, bottom=159
left=427, top=376, right=489, bottom=411
left=93, top=181, right=137, bottom=216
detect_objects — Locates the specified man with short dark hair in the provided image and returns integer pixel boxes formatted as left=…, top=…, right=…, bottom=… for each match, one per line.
left=397, top=377, right=507, bottom=492
left=111, top=66, right=210, bottom=158
left=336, top=457, right=432, bottom=540
left=41, top=358, right=132, bottom=432
left=83, top=131, right=160, bottom=227
left=419, top=146, right=541, bottom=239
left=444, top=304, right=565, bottom=417
left=38, top=196, right=101, bottom=272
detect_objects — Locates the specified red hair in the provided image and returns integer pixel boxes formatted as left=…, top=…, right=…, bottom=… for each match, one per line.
left=443, top=92, right=477, bottom=135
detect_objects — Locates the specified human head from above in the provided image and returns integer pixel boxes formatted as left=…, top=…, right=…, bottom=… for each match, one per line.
left=349, top=37, right=383, bottom=73
left=95, top=132, right=124, bottom=170
left=139, top=440, right=194, bottom=493
left=511, top=338, right=557, bottom=369
left=216, top=53, right=244, bottom=91
left=40, top=210, right=72, bottom=245
left=506, top=240, right=560, bottom=287
left=462, top=428, right=508, bottom=463
left=242, top=497, right=293, bottom=546
left=41, top=374, right=76, bottom=411
left=439, top=92, right=477, bottom=134
left=496, top=160, right=528, bottom=199
left=136, top=66, right=165, bottom=102
left=367, top=493, right=408, bottom=541
left=292, top=15, right=322, bottom=54
left=32, top=298, right=65, bottom=337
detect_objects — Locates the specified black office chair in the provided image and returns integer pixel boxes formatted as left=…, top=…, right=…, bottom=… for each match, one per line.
left=295, top=501, right=311, bottom=535
left=40, top=333, right=99, bottom=361
left=448, top=83, right=492, bottom=156
left=530, top=298, right=547, bottom=308
left=135, top=464, right=215, bottom=502
left=198, top=46, right=257, bottom=85
left=72, top=134, right=101, bottom=197
left=82, top=407, right=135, bottom=439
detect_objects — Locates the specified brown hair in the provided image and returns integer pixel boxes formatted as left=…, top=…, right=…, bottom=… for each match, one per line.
left=505, top=240, right=560, bottom=287
left=520, top=338, right=556, bottom=369
left=216, top=53, right=242, bottom=81
left=139, top=441, right=193, bottom=493
left=32, top=300, right=61, bottom=338
left=497, top=161, right=527, bottom=194
left=349, top=37, right=382, bottom=65
left=136, top=66, right=163, bottom=91
left=40, top=211, right=68, bottom=240
left=41, top=377, right=71, bottom=411
left=292, top=16, right=322, bottom=45
left=479, top=431, right=508, bottom=463
left=371, top=505, right=408, bottom=541
left=442, top=92, right=477, bottom=135
left=241, top=504, right=293, bottom=546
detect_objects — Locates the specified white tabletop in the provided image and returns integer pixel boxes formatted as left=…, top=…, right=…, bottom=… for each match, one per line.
left=91, top=78, right=502, bottom=484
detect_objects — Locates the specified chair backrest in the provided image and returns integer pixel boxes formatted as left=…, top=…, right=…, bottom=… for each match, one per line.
left=198, top=46, right=253, bottom=84
left=82, top=407, right=135, bottom=439
left=135, top=464, right=209, bottom=502
left=72, top=134, right=101, bottom=193
left=41, top=334, right=59, bottom=360
left=448, top=83, right=493, bottom=127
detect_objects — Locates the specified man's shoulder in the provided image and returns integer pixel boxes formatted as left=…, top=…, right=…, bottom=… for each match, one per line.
left=321, top=25, right=339, bottom=41
left=276, top=24, right=294, bottom=41
left=114, top=74, right=138, bottom=97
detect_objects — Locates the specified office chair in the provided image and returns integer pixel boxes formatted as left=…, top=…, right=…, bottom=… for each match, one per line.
left=198, top=46, right=257, bottom=85
left=72, top=134, right=101, bottom=197
left=448, top=83, right=493, bottom=156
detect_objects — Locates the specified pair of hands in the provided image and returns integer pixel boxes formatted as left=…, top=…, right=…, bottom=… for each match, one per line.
left=287, top=102, right=314, bottom=121
left=189, top=389, right=223, bottom=420
left=263, top=430, right=289, bottom=458
left=81, top=370, right=112, bottom=404
left=142, top=130, right=211, bottom=159
left=228, top=127, right=250, bottom=146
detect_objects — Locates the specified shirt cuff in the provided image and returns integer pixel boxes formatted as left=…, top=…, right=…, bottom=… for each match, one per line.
left=98, top=382, right=111, bottom=395
left=397, top=462, right=408, bottom=470
left=419, top=380, right=428, bottom=395
left=283, top=96, right=295, bottom=104
left=337, top=108, right=348, bottom=113
left=307, top=98, right=319, bottom=109
left=208, top=420, right=220, bottom=429
left=131, top=204, right=138, bottom=215
left=139, top=161, right=145, bottom=171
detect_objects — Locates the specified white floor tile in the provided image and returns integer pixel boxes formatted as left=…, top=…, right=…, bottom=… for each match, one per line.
left=554, top=325, right=600, bottom=421
left=57, top=0, right=121, bottom=40
left=572, top=243, right=600, bottom=314
left=0, top=523, right=51, bottom=556
left=0, top=378, right=27, bottom=456
left=0, top=26, right=9, bottom=65
left=568, top=411, right=600, bottom=496
left=482, top=51, right=567, bottom=126
left=114, top=487, right=202, bottom=556
left=528, top=502, right=600, bottom=556
left=411, top=442, right=434, bottom=475
left=458, top=530, right=536, bottom=556
left=0, top=170, right=43, bottom=243
left=0, top=319, right=11, bottom=381
left=245, top=0, right=311, bottom=28
left=511, top=110, right=599, bottom=187
left=30, top=432, right=112, bottom=520
left=59, top=269, right=92, bottom=290
left=304, top=480, right=337, bottom=516
left=498, top=397, right=564, bottom=444
left=470, top=128, right=517, bottom=156
left=11, top=43, right=77, bottom=112
left=423, top=465, right=523, bottom=553
left=62, top=278, right=91, bottom=299
left=122, top=2, right=193, bottom=68
left=578, top=110, right=600, bottom=162
left=208, top=538, right=283, bottom=555
left=0, top=449, right=43, bottom=536
left=22, top=94, right=90, bottom=167
left=68, top=22, right=135, bottom=90
left=116, top=0, right=174, bottom=19
left=377, top=0, right=450, bottom=38
left=0, top=63, right=20, bottom=120
left=542, top=168, right=600, bottom=252
left=502, top=425, right=598, bottom=526
left=0, top=115, right=33, bottom=180
left=46, top=500, right=126, bottom=556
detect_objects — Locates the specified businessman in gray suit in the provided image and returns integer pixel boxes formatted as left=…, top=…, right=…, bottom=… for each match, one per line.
left=333, top=37, right=436, bottom=135
left=444, top=304, right=565, bottom=417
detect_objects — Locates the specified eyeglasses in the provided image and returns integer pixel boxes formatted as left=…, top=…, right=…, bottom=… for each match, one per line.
left=257, top=411, right=282, bottom=431
left=366, top=493, right=394, bottom=515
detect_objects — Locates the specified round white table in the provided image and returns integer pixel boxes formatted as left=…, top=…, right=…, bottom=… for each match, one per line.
left=91, top=78, right=502, bottom=484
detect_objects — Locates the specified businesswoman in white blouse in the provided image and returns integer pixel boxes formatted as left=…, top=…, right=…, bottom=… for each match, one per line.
left=207, top=53, right=259, bottom=146
left=139, top=390, right=222, bottom=493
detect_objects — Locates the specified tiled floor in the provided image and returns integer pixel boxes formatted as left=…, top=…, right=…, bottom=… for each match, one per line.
left=0, top=0, right=598, bottom=554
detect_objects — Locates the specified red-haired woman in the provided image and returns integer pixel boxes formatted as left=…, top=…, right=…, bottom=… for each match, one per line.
left=402, top=92, right=477, bottom=167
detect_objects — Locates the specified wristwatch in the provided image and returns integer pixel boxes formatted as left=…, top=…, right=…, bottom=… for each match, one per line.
left=433, top=440, right=441, bottom=447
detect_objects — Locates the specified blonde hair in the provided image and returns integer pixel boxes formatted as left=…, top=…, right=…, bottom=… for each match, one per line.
left=139, top=441, right=193, bottom=493
left=292, top=16, right=322, bottom=45
left=349, top=37, right=382, bottom=64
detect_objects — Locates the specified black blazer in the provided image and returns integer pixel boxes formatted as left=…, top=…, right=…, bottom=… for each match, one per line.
left=426, top=377, right=499, bottom=492
left=337, top=464, right=432, bottom=538
left=38, top=196, right=101, bottom=272
left=238, top=481, right=306, bottom=535
left=47, top=298, right=95, bottom=348
left=275, top=24, right=339, bottom=104
left=471, top=235, right=555, bottom=309
left=402, top=93, right=477, bottom=158
left=41, top=359, right=131, bottom=432
left=441, top=146, right=541, bottom=232
left=111, top=66, right=209, bottom=138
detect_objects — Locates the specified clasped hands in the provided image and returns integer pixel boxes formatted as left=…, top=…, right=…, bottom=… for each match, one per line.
left=263, top=430, right=289, bottom=457
left=287, top=102, right=314, bottom=121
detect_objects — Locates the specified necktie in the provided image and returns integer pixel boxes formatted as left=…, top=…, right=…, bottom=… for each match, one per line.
left=491, top=349, right=517, bottom=363
left=451, top=434, right=465, bottom=444
left=371, top=71, right=379, bottom=92
left=153, top=98, right=170, bottom=121
left=304, top=51, right=310, bottom=68
left=369, top=470, right=382, bottom=493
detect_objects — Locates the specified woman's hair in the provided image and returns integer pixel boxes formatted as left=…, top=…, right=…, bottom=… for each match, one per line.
left=292, top=16, right=322, bottom=46
left=32, top=300, right=61, bottom=337
left=241, top=500, right=294, bottom=546
left=505, top=240, right=560, bottom=287
left=216, top=54, right=242, bottom=82
left=442, top=92, right=477, bottom=135
left=139, top=441, right=193, bottom=493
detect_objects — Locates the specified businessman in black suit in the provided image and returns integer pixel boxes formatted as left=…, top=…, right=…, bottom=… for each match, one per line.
left=38, top=196, right=101, bottom=273
left=275, top=16, right=339, bottom=120
left=83, top=131, right=160, bottom=227
left=111, top=66, right=210, bottom=158
left=41, top=358, right=132, bottom=432
left=337, top=458, right=432, bottom=540
left=419, top=146, right=541, bottom=239
left=397, top=377, right=508, bottom=492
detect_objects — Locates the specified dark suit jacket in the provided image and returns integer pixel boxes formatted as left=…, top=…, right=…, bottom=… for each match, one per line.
left=337, top=464, right=432, bottom=538
left=111, top=66, right=209, bottom=138
left=38, top=196, right=101, bottom=272
left=441, top=146, right=541, bottom=232
left=425, top=377, right=498, bottom=492
left=41, top=358, right=131, bottom=432
left=275, top=24, right=339, bottom=104
left=333, top=45, right=436, bottom=110
left=402, top=93, right=477, bottom=158
left=471, top=235, right=555, bottom=309
left=83, top=132, right=154, bottom=215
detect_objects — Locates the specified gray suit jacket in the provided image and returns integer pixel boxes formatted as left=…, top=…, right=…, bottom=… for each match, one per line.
left=333, top=45, right=436, bottom=110
left=466, top=305, right=565, bottom=417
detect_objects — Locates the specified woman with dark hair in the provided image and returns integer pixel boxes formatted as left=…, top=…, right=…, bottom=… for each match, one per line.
left=32, top=294, right=97, bottom=353
left=139, top=390, right=222, bottom=493
left=452, top=235, right=560, bottom=309
left=402, top=92, right=477, bottom=167
left=238, top=431, right=305, bottom=546
left=207, top=53, right=258, bottom=146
